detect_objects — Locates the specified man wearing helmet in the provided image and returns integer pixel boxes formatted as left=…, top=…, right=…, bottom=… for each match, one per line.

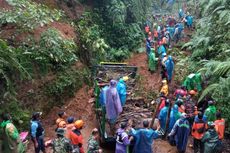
left=69, top=120, right=85, bottom=153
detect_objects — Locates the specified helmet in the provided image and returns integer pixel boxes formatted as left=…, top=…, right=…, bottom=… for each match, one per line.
left=162, top=79, right=167, bottom=84
left=122, top=76, right=129, bottom=81
left=75, top=120, right=84, bottom=129
left=58, top=121, right=67, bottom=128
left=189, top=90, right=197, bottom=95
left=67, top=117, right=74, bottom=124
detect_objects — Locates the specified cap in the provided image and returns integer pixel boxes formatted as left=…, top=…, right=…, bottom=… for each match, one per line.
left=56, top=128, right=65, bottom=136
left=162, top=52, right=167, bottom=56
left=32, top=112, right=42, bottom=118
left=208, top=100, right=214, bottom=105
left=75, top=120, right=84, bottom=129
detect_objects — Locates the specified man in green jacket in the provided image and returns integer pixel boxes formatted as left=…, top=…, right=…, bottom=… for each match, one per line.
left=204, top=101, right=217, bottom=122
left=0, top=113, right=25, bottom=153
left=202, top=122, right=222, bottom=153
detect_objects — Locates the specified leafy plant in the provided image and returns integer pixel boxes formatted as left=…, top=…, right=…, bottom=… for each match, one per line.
left=0, top=0, right=62, bottom=30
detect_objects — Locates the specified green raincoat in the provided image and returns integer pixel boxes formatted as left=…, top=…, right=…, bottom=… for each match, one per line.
left=148, top=48, right=157, bottom=72
left=202, top=129, right=222, bottom=153
left=0, top=120, right=25, bottom=153
left=204, top=106, right=217, bottom=122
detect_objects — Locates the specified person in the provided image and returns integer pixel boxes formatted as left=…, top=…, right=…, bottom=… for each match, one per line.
left=130, top=120, right=160, bottom=153
left=0, top=113, right=25, bottom=153
left=45, top=128, right=72, bottom=153
left=175, top=98, right=185, bottom=113
left=174, top=22, right=183, bottom=43
left=174, top=86, right=187, bottom=100
left=192, top=112, right=207, bottom=153
left=115, top=122, right=132, bottom=153
left=168, top=104, right=181, bottom=146
left=202, top=122, right=222, bottom=153
left=30, top=112, right=46, bottom=153
left=146, top=39, right=151, bottom=56
left=168, top=113, right=190, bottom=153
left=56, top=112, right=67, bottom=129
left=158, top=99, right=170, bottom=132
left=160, top=80, right=168, bottom=96
left=105, top=80, right=122, bottom=125
left=185, top=13, right=193, bottom=29
left=158, top=42, right=167, bottom=58
left=178, top=9, right=184, bottom=19
left=87, top=128, right=102, bottom=153
left=204, top=100, right=217, bottom=122
left=65, top=117, right=75, bottom=139
left=69, top=120, right=84, bottom=153
left=99, top=85, right=109, bottom=106
left=214, top=112, right=225, bottom=140
left=148, top=48, right=157, bottom=73
left=161, top=54, right=168, bottom=81
left=165, top=55, right=174, bottom=82
left=185, top=95, right=196, bottom=128
left=117, top=77, right=128, bottom=106
left=169, top=104, right=181, bottom=132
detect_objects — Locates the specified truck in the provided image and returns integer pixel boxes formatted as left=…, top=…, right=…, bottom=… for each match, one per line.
left=93, top=62, right=156, bottom=146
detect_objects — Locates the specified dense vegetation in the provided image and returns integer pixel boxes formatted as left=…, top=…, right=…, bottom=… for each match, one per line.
left=184, top=0, right=230, bottom=132
left=0, top=0, right=152, bottom=127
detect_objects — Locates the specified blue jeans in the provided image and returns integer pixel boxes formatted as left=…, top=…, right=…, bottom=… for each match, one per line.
left=32, top=136, right=45, bottom=153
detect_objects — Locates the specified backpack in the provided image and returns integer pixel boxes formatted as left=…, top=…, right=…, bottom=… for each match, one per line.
left=53, top=137, right=68, bottom=153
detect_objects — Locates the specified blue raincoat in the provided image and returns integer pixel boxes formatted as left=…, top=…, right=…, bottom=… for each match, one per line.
left=158, top=45, right=166, bottom=58
left=116, top=79, right=127, bottom=106
left=186, top=15, right=193, bottom=27
left=169, top=118, right=190, bottom=152
left=146, top=41, right=151, bottom=56
left=169, top=105, right=181, bottom=132
left=99, top=86, right=109, bottom=106
left=131, top=128, right=158, bottom=153
left=165, top=55, right=174, bottom=82
left=158, top=106, right=169, bottom=131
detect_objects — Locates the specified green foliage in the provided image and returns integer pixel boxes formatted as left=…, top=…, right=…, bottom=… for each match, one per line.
left=20, top=28, right=78, bottom=72
left=38, top=28, right=77, bottom=66
left=187, top=0, right=230, bottom=132
left=76, top=12, right=109, bottom=65
left=45, top=67, right=90, bottom=105
left=0, top=0, right=62, bottom=30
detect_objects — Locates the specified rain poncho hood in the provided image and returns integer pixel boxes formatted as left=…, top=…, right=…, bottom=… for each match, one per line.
left=116, top=79, right=127, bottom=106
left=204, top=106, right=217, bottom=122
left=105, top=80, right=122, bottom=121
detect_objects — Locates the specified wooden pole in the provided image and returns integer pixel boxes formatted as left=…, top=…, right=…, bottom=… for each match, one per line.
left=150, top=97, right=162, bottom=128
left=163, top=100, right=172, bottom=139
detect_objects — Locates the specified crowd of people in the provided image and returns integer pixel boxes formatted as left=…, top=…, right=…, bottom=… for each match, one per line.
left=0, top=8, right=226, bottom=153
